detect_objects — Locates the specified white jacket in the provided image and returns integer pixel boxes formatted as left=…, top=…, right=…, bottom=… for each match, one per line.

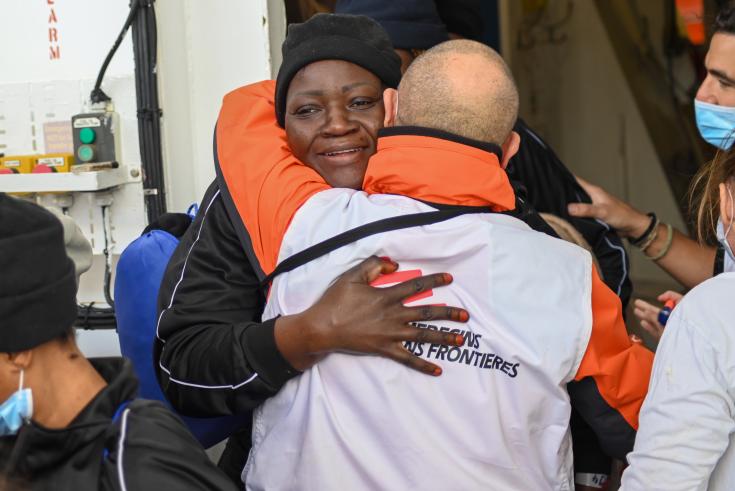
left=211, top=92, right=652, bottom=490
left=244, top=189, right=637, bottom=491
left=622, top=272, right=735, bottom=490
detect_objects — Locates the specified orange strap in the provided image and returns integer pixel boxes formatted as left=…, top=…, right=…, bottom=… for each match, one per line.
left=576, top=267, right=654, bottom=429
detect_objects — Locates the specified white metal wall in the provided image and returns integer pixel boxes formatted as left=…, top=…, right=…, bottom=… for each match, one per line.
left=0, top=0, right=286, bottom=355
left=157, top=0, right=286, bottom=213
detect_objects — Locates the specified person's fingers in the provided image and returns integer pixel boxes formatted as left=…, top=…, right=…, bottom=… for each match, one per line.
left=347, top=255, right=399, bottom=284
left=384, top=343, right=443, bottom=376
left=398, top=305, right=470, bottom=324
left=567, top=202, right=601, bottom=219
left=657, top=290, right=683, bottom=303
left=633, top=298, right=658, bottom=313
left=573, top=176, right=605, bottom=199
left=384, top=272, right=453, bottom=301
left=633, top=303, right=659, bottom=326
left=629, top=334, right=643, bottom=344
left=397, top=324, right=465, bottom=346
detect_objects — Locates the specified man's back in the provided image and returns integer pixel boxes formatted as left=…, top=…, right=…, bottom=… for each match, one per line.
left=245, top=188, right=594, bottom=490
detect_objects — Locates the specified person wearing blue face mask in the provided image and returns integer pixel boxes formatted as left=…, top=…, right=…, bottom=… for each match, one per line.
left=0, top=194, right=237, bottom=491
left=568, top=3, right=735, bottom=341
left=695, top=14, right=735, bottom=152
left=0, top=369, right=32, bottom=438
left=621, top=146, right=735, bottom=491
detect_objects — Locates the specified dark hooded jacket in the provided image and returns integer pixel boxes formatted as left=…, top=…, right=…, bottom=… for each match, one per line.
left=0, top=359, right=235, bottom=491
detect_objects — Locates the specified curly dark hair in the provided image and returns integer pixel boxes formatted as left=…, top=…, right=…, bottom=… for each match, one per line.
left=714, top=1, right=735, bottom=34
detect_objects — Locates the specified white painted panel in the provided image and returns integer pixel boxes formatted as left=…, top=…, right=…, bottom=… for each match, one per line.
left=157, top=0, right=286, bottom=211
left=0, top=0, right=134, bottom=83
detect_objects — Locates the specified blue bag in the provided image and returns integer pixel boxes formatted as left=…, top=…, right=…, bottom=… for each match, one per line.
left=115, top=225, right=249, bottom=448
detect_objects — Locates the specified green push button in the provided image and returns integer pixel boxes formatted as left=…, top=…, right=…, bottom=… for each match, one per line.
left=77, top=144, right=95, bottom=162
left=79, top=127, right=96, bottom=144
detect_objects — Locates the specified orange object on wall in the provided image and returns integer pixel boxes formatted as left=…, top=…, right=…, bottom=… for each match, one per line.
left=676, top=0, right=705, bottom=45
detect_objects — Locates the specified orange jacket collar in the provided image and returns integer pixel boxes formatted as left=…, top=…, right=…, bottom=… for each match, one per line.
left=363, top=127, right=516, bottom=211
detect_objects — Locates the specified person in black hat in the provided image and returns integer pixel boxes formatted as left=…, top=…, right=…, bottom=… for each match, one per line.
left=0, top=193, right=237, bottom=490
left=326, top=0, right=449, bottom=72
left=154, top=13, right=467, bottom=484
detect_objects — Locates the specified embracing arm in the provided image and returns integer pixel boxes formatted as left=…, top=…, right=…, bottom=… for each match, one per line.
left=154, top=183, right=471, bottom=417
left=154, top=182, right=299, bottom=417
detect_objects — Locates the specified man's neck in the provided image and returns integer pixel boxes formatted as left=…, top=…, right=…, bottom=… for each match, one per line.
left=31, top=347, right=107, bottom=429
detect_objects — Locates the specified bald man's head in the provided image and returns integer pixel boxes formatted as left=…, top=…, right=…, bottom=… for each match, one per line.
left=394, top=40, right=519, bottom=145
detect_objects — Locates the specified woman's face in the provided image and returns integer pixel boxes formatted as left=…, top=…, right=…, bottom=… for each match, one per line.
left=285, top=60, right=385, bottom=189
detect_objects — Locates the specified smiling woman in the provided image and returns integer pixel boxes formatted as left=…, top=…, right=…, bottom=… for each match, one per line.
left=285, top=60, right=385, bottom=189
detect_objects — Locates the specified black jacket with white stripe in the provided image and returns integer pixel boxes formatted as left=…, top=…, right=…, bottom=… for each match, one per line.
left=508, top=119, right=632, bottom=308
left=0, top=359, right=235, bottom=491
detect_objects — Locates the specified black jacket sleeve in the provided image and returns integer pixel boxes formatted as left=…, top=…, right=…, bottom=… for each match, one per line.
left=113, top=400, right=239, bottom=491
left=507, top=119, right=632, bottom=309
left=154, top=181, right=299, bottom=418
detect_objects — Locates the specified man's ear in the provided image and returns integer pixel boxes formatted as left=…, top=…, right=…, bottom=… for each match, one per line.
left=383, top=88, right=398, bottom=127
left=7, top=350, right=33, bottom=369
left=499, top=131, right=521, bottom=169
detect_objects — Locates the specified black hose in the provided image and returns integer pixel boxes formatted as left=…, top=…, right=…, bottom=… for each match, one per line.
left=90, top=0, right=141, bottom=103
left=131, top=0, right=167, bottom=222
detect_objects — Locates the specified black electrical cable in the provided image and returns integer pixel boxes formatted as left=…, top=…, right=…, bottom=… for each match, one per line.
left=101, top=205, right=115, bottom=309
left=90, top=0, right=167, bottom=222
left=90, top=0, right=141, bottom=104
left=75, top=205, right=117, bottom=330
left=76, top=0, right=166, bottom=328
left=76, top=303, right=117, bottom=330
left=131, top=0, right=167, bottom=222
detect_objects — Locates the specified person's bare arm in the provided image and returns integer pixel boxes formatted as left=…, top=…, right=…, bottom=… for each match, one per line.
left=567, top=177, right=716, bottom=288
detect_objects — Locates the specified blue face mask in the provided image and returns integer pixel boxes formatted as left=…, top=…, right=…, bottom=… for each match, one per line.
left=0, top=370, right=33, bottom=437
left=695, top=99, right=735, bottom=150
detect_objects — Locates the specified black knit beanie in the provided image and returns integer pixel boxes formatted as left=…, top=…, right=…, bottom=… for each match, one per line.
left=0, top=193, right=77, bottom=352
left=275, top=13, right=402, bottom=127
left=335, top=0, right=449, bottom=50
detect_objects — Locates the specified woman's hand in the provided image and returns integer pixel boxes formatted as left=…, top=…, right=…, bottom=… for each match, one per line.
left=633, top=291, right=684, bottom=342
left=275, top=256, right=469, bottom=375
left=567, top=177, right=651, bottom=238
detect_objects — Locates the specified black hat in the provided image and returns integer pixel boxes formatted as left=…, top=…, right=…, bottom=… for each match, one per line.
left=275, top=13, right=402, bottom=127
left=335, top=0, right=449, bottom=50
left=0, top=194, right=77, bottom=352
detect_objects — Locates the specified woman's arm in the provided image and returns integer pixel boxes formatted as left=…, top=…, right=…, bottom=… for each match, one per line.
left=568, top=177, right=716, bottom=288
